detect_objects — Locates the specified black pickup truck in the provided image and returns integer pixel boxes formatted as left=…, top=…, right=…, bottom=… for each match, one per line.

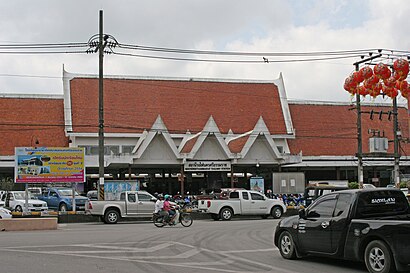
left=274, top=188, right=410, bottom=273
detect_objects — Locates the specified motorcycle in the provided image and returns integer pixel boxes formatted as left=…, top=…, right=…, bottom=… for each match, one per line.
left=153, top=205, right=193, bottom=228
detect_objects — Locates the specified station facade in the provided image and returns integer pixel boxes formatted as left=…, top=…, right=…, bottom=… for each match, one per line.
left=0, top=70, right=409, bottom=194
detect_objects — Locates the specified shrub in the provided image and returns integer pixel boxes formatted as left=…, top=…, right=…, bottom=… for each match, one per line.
left=349, top=182, right=359, bottom=189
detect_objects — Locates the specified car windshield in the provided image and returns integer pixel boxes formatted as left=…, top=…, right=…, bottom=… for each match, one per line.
left=57, top=189, right=79, bottom=196
left=14, top=192, right=36, bottom=200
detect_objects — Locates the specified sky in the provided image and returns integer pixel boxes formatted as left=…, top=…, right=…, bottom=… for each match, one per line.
left=0, top=0, right=409, bottom=103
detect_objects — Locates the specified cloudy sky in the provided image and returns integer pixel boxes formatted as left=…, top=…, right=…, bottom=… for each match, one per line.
left=0, top=0, right=409, bottom=103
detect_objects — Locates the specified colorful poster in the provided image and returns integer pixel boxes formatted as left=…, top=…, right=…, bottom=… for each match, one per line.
left=15, top=147, right=85, bottom=183
left=104, top=180, right=140, bottom=200
left=250, top=177, right=264, bottom=193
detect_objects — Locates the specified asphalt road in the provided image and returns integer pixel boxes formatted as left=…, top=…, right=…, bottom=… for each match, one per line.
left=0, top=218, right=368, bottom=273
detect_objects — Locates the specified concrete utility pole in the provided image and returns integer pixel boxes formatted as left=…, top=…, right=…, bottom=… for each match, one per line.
left=353, top=54, right=382, bottom=189
left=98, top=10, right=105, bottom=200
left=393, top=97, right=400, bottom=188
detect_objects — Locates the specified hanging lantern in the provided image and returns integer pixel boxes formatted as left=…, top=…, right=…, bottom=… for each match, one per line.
left=369, top=88, right=380, bottom=98
left=360, top=66, right=373, bottom=80
left=396, top=80, right=409, bottom=91
left=374, top=63, right=391, bottom=80
left=384, top=77, right=396, bottom=87
left=353, top=71, right=364, bottom=83
left=344, top=76, right=357, bottom=94
left=357, top=85, right=368, bottom=96
left=401, top=86, right=409, bottom=98
left=393, top=58, right=410, bottom=80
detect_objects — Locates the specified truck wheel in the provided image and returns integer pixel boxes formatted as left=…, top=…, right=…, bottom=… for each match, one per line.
left=278, top=231, right=297, bottom=259
left=271, top=206, right=283, bottom=219
left=219, top=207, right=233, bottom=221
left=365, top=240, right=395, bottom=273
left=15, top=205, right=23, bottom=212
left=59, top=203, right=67, bottom=212
left=104, top=209, right=119, bottom=224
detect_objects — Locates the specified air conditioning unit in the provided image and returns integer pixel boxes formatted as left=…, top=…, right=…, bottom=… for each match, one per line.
left=369, top=137, right=388, bottom=153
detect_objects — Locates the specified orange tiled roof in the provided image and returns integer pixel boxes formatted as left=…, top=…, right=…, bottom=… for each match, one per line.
left=69, top=78, right=287, bottom=135
left=288, top=102, right=410, bottom=156
left=0, top=97, right=67, bottom=156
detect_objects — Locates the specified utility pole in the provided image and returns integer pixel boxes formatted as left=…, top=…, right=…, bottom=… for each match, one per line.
left=86, top=11, right=117, bottom=201
left=393, top=97, right=400, bottom=188
left=353, top=54, right=382, bottom=189
left=98, top=10, right=105, bottom=201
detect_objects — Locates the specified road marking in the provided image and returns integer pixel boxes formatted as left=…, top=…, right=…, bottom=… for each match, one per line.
left=0, top=240, right=294, bottom=273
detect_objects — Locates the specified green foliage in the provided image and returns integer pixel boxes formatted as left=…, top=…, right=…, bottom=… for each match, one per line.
left=399, top=181, right=408, bottom=188
left=348, top=182, right=359, bottom=189
left=0, top=177, right=14, bottom=191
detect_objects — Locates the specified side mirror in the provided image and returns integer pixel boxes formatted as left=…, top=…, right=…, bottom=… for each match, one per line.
left=298, top=208, right=306, bottom=219
left=150, top=197, right=157, bottom=202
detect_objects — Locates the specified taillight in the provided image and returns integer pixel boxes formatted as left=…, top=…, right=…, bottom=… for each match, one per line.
left=207, top=200, right=211, bottom=208
left=88, top=201, right=93, bottom=209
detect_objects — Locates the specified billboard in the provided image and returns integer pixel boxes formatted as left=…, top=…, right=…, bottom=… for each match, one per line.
left=15, top=147, right=85, bottom=183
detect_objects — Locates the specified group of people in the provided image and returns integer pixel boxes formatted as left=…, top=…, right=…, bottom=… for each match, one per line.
left=265, top=191, right=305, bottom=206
left=154, top=194, right=177, bottom=225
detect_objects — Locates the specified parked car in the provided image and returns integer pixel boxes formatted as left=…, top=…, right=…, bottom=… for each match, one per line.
left=1, top=191, right=48, bottom=212
left=275, top=188, right=410, bottom=273
left=303, top=185, right=349, bottom=207
left=0, top=207, right=12, bottom=219
left=86, top=190, right=98, bottom=200
left=38, top=187, right=88, bottom=212
left=86, top=191, right=156, bottom=224
left=198, top=189, right=286, bottom=220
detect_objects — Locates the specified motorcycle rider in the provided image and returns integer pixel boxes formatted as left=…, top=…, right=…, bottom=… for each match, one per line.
left=163, top=194, right=176, bottom=225
left=154, top=194, right=164, bottom=214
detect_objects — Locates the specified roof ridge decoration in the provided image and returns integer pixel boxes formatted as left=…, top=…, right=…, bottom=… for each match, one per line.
left=133, top=115, right=180, bottom=159
left=275, top=73, right=295, bottom=135
left=240, top=116, right=283, bottom=159
left=186, top=116, right=232, bottom=159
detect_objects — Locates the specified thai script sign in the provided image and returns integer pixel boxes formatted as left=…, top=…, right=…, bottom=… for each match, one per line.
left=15, top=147, right=85, bottom=183
left=184, top=161, right=231, bottom=172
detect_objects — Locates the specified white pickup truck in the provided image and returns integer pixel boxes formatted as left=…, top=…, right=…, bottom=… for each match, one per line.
left=198, top=189, right=286, bottom=220
left=85, top=191, right=157, bottom=224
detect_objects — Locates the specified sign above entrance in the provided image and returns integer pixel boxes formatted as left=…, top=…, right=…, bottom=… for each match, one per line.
left=184, top=161, right=231, bottom=172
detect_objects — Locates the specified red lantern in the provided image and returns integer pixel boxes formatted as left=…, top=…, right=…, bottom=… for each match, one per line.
left=401, top=86, right=409, bottom=98
left=353, top=71, right=364, bottom=83
left=369, top=88, right=380, bottom=98
left=396, top=80, right=408, bottom=91
left=344, top=76, right=357, bottom=94
left=384, top=77, right=396, bottom=87
left=393, top=59, right=409, bottom=73
left=374, top=63, right=391, bottom=80
left=360, top=66, right=373, bottom=79
left=357, top=85, right=368, bottom=96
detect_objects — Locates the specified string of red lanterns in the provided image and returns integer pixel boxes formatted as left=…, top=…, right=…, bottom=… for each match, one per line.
left=344, top=58, right=410, bottom=99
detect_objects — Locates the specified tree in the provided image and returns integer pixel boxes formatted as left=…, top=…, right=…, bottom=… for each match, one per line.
left=0, top=177, right=14, bottom=191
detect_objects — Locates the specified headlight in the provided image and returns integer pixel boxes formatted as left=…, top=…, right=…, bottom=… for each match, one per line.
left=28, top=203, right=33, bottom=207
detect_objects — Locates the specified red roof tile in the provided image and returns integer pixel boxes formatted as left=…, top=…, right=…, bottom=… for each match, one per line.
left=288, top=102, right=410, bottom=156
left=69, top=78, right=287, bottom=135
left=228, top=135, right=250, bottom=153
left=0, top=97, right=67, bottom=156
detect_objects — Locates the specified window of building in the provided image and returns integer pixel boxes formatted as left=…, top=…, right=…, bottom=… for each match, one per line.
left=122, top=145, right=135, bottom=155
left=104, top=146, right=120, bottom=156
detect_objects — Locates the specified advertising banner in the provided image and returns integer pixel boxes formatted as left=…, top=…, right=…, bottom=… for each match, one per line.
left=15, top=147, right=85, bottom=183
left=250, top=177, right=264, bottom=193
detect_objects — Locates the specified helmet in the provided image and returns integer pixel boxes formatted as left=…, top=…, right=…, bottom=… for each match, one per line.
left=157, top=194, right=163, bottom=199
left=164, top=194, right=170, bottom=200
